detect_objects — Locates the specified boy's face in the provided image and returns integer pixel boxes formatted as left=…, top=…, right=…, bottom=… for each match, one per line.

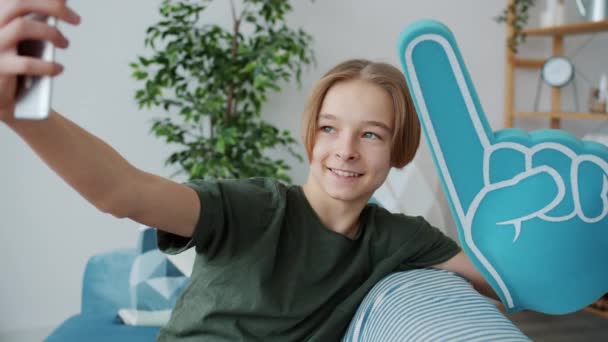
left=308, top=79, right=394, bottom=204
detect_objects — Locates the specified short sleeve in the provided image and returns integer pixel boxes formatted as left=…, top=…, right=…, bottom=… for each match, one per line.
left=402, top=216, right=461, bottom=268
left=157, top=178, right=279, bottom=259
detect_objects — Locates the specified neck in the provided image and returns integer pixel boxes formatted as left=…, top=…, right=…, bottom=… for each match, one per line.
left=301, top=176, right=369, bottom=239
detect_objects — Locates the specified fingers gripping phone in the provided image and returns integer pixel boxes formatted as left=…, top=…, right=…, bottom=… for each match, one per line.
left=15, top=14, right=57, bottom=120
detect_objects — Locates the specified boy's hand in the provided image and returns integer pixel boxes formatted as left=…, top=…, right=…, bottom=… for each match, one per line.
left=399, top=20, right=608, bottom=314
left=0, top=0, right=80, bottom=123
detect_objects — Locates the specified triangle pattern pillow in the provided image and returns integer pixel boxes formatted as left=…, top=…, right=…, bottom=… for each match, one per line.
left=128, top=226, right=194, bottom=311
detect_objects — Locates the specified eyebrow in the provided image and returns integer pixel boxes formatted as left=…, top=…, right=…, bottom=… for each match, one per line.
left=319, top=113, right=393, bottom=133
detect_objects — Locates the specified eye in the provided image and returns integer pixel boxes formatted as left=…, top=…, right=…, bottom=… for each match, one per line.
left=320, top=126, right=334, bottom=133
left=363, top=132, right=381, bottom=140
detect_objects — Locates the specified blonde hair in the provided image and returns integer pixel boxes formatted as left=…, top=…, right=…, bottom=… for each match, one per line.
left=301, top=59, right=420, bottom=168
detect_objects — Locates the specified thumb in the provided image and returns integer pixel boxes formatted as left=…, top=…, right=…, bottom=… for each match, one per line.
left=469, top=166, right=565, bottom=226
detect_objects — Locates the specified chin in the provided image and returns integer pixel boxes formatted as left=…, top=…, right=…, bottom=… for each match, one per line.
left=325, top=188, right=366, bottom=203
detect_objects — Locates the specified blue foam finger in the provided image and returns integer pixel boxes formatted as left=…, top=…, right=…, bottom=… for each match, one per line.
left=398, top=19, right=608, bottom=314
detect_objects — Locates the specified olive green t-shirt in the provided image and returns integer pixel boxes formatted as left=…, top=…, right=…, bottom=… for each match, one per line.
left=156, top=177, right=460, bottom=342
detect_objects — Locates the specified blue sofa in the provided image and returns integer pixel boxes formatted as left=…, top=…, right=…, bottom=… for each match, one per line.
left=44, top=231, right=529, bottom=341
left=45, top=249, right=161, bottom=342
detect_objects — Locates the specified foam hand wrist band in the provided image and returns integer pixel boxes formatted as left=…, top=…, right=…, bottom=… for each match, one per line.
left=398, top=19, right=608, bottom=314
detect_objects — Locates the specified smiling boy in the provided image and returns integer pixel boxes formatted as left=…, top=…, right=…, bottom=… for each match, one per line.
left=152, top=60, right=495, bottom=341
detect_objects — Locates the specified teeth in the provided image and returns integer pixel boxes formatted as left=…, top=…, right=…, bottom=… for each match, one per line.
left=331, top=168, right=361, bottom=177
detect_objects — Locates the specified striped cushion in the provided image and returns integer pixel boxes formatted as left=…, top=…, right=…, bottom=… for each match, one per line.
left=343, top=268, right=530, bottom=342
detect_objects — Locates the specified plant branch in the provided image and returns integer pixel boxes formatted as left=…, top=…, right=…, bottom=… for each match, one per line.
left=226, top=0, right=242, bottom=122
left=238, top=2, right=249, bottom=22
left=230, top=0, right=237, bottom=23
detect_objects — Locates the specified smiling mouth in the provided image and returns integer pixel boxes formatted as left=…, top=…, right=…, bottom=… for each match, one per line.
left=328, top=167, right=363, bottom=178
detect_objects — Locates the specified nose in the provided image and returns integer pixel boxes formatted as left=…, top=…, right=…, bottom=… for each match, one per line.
left=335, top=135, right=359, bottom=161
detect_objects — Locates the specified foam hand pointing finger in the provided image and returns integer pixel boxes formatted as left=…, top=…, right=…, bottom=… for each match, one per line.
left=398, top=20, right=608, bottom=314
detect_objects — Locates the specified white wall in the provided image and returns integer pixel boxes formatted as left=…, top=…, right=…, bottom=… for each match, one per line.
left=1, top=0, right=174, bottom=338
left=1, top=0, right=605, bottom=338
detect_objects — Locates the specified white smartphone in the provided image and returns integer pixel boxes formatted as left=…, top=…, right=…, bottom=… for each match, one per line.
left=14, top=14, right=58, bottom=120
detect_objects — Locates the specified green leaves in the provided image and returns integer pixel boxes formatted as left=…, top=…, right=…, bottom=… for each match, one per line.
left=495, top=0, right=536, bottom=53
left=131, top=0, right=314, bottom=183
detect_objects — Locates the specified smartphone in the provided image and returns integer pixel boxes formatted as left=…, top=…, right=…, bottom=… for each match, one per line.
left=14, top=14, right=58, bottom=120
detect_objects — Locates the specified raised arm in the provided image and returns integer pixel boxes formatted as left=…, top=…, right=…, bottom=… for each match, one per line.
left=434, top=251, right=499, bottom=301
left=4, top=112, right=199, bottom=237
left=1, top=0, right=198, bottom=238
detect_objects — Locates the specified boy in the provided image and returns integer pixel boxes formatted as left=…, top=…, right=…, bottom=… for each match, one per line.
left=0, top=1, right=495, bottom=341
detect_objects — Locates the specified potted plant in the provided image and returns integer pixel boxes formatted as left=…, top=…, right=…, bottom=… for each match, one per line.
left=495, top=0, right=536, bottom=52
left=130, top=0, right=315, bottom=183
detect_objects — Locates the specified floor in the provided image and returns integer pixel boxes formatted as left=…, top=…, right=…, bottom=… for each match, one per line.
left=507, top=309, right=608, bottom=341
left=1, top=311, right=606, bottom=342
